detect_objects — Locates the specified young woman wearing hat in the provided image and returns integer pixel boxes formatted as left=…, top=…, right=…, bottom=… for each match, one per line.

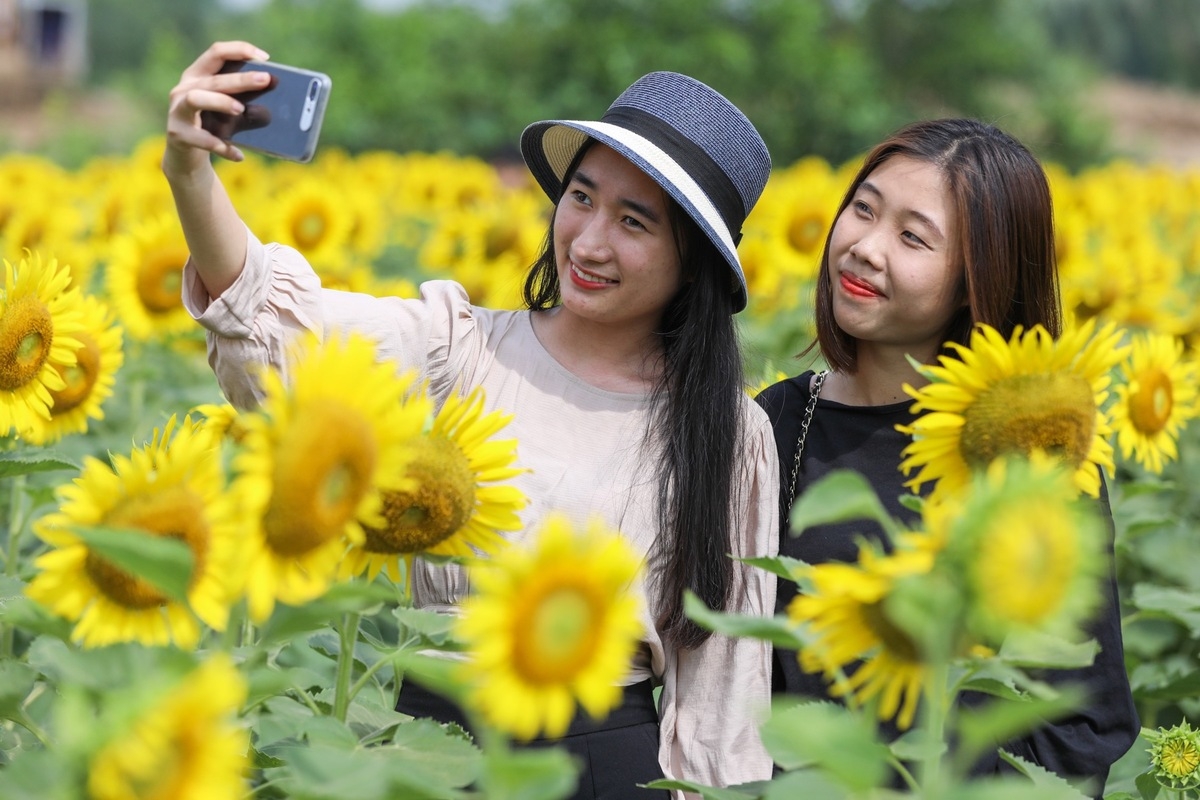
left=165, top=40, right=777, bottom=798
left=754, top=118, right=1138, bottom=794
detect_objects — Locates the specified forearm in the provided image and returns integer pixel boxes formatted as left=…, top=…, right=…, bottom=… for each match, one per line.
left=166, top=162, right=247, bottom=298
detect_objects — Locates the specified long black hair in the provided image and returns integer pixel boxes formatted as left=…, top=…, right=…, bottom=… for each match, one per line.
left=522, top=144, right=743, bottom=649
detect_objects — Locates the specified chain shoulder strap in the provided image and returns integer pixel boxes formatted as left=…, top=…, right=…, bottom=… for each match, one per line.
left=785, top=370, right=828, bottom=515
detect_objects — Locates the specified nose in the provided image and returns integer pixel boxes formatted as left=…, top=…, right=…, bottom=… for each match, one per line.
left=848, top=229, right=883, bottom=271
left=572, top=214, right=612, bottom=263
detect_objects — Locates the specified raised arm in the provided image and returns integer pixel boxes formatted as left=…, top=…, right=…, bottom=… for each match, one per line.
left=162, top=40, right=272, bottom=298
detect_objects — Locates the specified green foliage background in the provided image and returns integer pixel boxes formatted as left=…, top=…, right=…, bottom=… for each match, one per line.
left=69, top=0, right=1197, bottom=171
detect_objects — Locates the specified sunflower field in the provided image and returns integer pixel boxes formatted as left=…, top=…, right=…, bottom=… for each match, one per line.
left=2, top=134, right=1200, bottom=800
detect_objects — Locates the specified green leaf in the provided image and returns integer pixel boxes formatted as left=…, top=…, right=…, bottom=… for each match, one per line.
left=257, top=580, right=396, bottom=645
left=1131, top=583, right=1200, bottom=635
left=994, top=751, right=1091, bottom=799
left=0, top=449, right=81, bottom=478
left=683, top=591, right=805, bottom=648
left=392, top=604, right=465, bottom=649
left=480, top=743, right=578, bottom=800
left=0, top=661, right=37, bottom=719
left=68, top=523, right=193, bottom=605
left=1134, top=770, right=1162, bottom=800
left=647, top=779, right=760, bottom=799
left=996, top=632, right=1098, bottom=670
left=763, top=769, right=848, bottom=799
left=737, top=554, right=811, bottom=582
left=954, top=686, right=1087, bottom=769
left=758, top=700, right=889, bottom=791
left=790, top=469, right=899, bottom=540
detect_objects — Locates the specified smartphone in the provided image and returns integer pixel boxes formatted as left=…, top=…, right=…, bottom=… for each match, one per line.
left=200, top=60, right=332, bottom=163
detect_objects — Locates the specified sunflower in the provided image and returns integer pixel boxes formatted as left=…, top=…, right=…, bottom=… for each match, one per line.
left=898, top=319, right=1128, bottom=501
left=105, top=214, right=195, bottom=342
left=19, top=293, right=123, bottom=445
left=87, top=655, right=249, bottom=800
left=455, top=513, right=644, bottom=740
left=261, top=178, right=354, bottom=278
left=788, top=541, right=939, bottom=730
left=1147, top=721, right=1200, bottom=792
left=230, top=332, right=429, bottom=622
left=0, top=253, right=86, bottom=439
left=1110, top=331, right=1199, bottom=474
left=340, top=387, right=526, bottom=584
left=931, top=454, right=1106, bottom=643
left=25, top=416, right=244, bottom=649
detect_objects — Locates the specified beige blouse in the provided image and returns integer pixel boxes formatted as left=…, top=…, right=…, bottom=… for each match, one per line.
left=183, top=230, right=780, bottom=790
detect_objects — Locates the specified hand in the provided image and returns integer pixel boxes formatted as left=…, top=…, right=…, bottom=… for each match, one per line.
left=163, top=40, right=272, bottom=177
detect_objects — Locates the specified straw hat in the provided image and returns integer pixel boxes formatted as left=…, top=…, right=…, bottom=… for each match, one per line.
left=520, top=71, right=771, bottom=313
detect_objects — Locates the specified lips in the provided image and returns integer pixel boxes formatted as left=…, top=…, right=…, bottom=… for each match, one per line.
left=569, top=262, right=618, bottom=287
left=839, top=272, right=882, bottom=298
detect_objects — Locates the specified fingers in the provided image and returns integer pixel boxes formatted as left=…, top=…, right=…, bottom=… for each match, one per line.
left=181, top=40, right=270, bottom=80
left=166, top=41, right=271, bottom=167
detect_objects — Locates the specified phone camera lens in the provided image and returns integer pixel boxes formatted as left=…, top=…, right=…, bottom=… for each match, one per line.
left=307, top=80, right=319, bottom=100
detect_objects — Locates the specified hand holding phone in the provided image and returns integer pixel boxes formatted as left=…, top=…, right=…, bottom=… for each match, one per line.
left=200, top=61, right=332, bottom=163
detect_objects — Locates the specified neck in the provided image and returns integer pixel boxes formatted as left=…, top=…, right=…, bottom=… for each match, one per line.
left=531, top=307, right=664, bottom=392
left=824, top=347, right=931, bottom=406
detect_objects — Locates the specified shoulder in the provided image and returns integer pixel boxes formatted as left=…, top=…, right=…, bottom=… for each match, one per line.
left=753, top=370, right=815, bottom=423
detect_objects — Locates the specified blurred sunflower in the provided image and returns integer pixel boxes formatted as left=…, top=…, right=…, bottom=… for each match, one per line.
left=87, top=655, right=249, bottom=800
left=899, top=319, right=1128, bottom=501
left=933, top=454, right=1106, bottom=642
left=788, top=541, right=939, bottom=731
left=26, top=416, right=243, bottom=649
left=341, top=387, right=526, bottom=584
left=261, top=178, right=354, bottom=278
left=231, top=332, right=429, bottom=622
left=0, top=253, right=85, bottom=438
left=105, top=214, right=194, bottom=342
left=1110, top=331, right=1199, bottom=474
left=20, top=293, right=123, bottom=445
left=456, top=513, right=643, bottom=740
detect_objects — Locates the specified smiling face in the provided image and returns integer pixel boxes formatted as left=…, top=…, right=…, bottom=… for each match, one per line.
left=827, top=154, right=965, bottom=364
left=551, top=144, right=684, bottom=334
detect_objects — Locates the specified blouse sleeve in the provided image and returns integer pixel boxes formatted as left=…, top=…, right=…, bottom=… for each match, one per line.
left=182, top=228, right=482, bottom=409
left=657, top=399, right=779, bottom=792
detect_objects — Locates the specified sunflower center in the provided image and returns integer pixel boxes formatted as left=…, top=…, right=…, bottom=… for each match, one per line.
left=959, top=373, right=1096, bottom=469
left=1129, top=367, right=1173, bottom=435
left=292, top=208, right=328, bottom=251
left=512, top=582, right=600, bottom=683
left=362, top=436, right=475, bottom=554
left=973, top=503, right=1075, bottom=627
left=137, top=252, right=185, bottom=314
left=787, top=212, right=826, bottom=254
left=484, top=221, right=519, bottom=260
left=49, top=333, right=101, bottom=413
left=0, top=294, right=53, bottom=391
left=86, top=487, right=210, bottom=608
left=264, top=400, right=377, bottom=556
left=860, top=600, right=920, bottom=663
left=1162, top=738, right=1200, bottom=778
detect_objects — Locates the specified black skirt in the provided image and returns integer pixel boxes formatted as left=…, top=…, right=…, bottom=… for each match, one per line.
left=396, top=679, right=670, bottom=799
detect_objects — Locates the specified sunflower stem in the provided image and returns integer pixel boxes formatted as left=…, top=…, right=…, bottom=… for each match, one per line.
left=333, top=611, right=361, bottom=722
left=1, top=475, right=28, bottom=659
left=918, top=659, right=951, bottom=799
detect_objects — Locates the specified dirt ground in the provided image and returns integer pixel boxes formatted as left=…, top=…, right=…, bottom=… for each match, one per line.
left=1090, top=77, right=1200, bottom=168
left=2, top=76, right=1200, bottom=168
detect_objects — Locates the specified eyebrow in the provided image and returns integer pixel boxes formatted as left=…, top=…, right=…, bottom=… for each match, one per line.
left=859, top=180, right=946, bottom=241
left=572, top=168, right=664, bottom=225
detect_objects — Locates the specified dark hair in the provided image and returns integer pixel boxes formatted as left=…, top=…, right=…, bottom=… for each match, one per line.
left=522, top=143, right=742, bottom=649
left=812, top=118, right=1061, bottom=372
